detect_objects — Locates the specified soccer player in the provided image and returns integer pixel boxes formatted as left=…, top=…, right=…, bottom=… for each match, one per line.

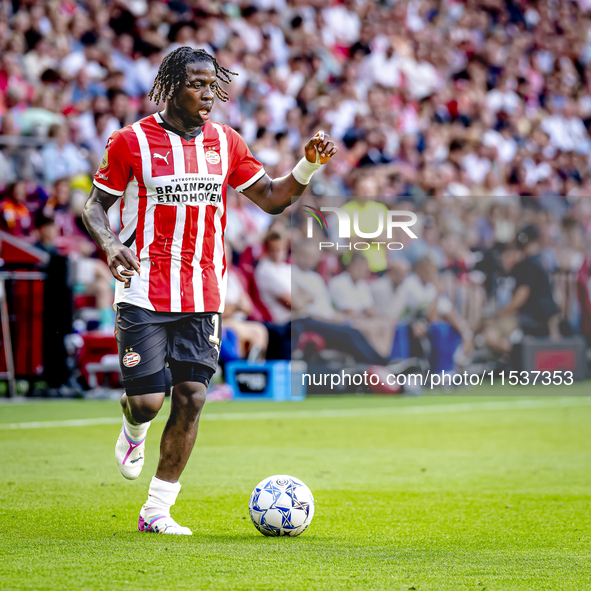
left=82, top=47, right=337, bottom=535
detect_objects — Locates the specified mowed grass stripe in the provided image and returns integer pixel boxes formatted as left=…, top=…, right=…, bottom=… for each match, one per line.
left=2, top=396, right=590, bottom=430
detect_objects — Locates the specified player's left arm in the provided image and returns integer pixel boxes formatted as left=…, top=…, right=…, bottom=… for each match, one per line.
left=242, top=131, right=338, bottom=214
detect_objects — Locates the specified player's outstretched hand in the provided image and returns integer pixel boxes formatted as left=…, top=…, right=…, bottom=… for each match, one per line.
left=107, top=244, right=141, bottom=282
left=304, top=131, right=338, bottom=165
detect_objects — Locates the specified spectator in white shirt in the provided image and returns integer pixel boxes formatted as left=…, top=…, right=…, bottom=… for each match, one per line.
left=292, top=241, right=336, bottom=321
left=371, top=258, right=411, bottom=318
left=361, top=43, right=401, bottom=89
left=328, top=254, right=394, bottom=356
left=395, top=256, right=473, bottom=357
left=84, top=111, right=121, bottom=170
left=290, top=241, right=389, bottom=365
left=399, top=46, right=441, bottom=101
left=486, top=77, right=520, bottom=115
left=223, top=244, right=268, bottom=360
left=254, top=230, right=291, bottom=325
left=321, top=0, right=361, bottom=48
left=41, top=123, right=91, bottom=184
left=461, top=142, right=494, bottom=185
left=482, top=128, right=517, bottom=164
left=328, top=253, right=376, bottom=318
left=60, top=32, right=105, bottom=80
left=265, top=70, right=297, bottom=133
left=540, top=100, right=591, bottom=154
left=236, top=6, right=264, bottom=53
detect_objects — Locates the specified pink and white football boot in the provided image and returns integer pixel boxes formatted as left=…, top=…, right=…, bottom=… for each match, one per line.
left=115, top=422, right=150, bottom=480
left=137, top=477, right=192, bottom=535
left=138, top=507, right=193, bottom=535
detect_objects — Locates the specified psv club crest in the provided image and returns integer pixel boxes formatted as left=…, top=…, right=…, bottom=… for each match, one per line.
left=123, top=348, right=141, bottom=368
left=205, top=149, right=220, bottom=165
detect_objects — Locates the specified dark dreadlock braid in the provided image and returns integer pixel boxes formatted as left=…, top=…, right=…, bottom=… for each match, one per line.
left=148, top=47, right=238, bottom=104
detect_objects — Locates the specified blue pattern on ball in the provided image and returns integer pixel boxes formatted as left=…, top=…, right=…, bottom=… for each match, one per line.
left=249, top=475, right=314, bottom=537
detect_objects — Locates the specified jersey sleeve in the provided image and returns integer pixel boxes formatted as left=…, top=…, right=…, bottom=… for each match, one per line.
left=93, top=130, right=133, bottom=196
left=227, top=128, right=265, bottom=193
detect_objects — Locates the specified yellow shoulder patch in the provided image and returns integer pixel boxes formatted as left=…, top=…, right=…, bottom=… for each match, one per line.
left=100, top=148, right=109, bottom=170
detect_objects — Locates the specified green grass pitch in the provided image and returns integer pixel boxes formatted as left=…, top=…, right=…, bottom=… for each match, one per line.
left=1, top=384, right=590, bottom=590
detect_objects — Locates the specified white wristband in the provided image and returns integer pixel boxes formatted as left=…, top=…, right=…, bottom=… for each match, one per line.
left=292, top=157, right=322, bottom=185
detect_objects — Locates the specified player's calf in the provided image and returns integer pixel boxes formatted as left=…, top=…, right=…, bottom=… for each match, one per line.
left=171, top=382, right=207, bottom=422
left=154, top=381, right=207, bottom=483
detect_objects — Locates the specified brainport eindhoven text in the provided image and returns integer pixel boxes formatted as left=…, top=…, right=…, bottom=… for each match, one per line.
left=154, top=180, right=223, bottom=204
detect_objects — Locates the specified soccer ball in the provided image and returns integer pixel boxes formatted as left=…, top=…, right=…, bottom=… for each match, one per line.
left=248, top=475, right=315, bottom=537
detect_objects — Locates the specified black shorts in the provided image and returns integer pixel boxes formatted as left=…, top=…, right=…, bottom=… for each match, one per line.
left=115, top=303, right=221, bottom=391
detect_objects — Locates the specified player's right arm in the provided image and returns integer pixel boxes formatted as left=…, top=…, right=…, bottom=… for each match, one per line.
left=82, top=130, right=140, bottom=282
left=82, top=185, right=140, bottom=282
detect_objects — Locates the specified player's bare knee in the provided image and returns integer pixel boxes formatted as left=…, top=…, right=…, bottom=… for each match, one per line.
left=129, top=405, right=159, bottom=423
left=128, top=392, right=164, bottom=422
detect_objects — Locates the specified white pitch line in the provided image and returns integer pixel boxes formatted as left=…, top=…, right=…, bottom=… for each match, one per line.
left=1, top=397, right=590, bottom=431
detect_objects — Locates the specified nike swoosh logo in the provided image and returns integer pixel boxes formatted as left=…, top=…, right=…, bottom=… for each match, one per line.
left=130, top=456, right=143, bottom=464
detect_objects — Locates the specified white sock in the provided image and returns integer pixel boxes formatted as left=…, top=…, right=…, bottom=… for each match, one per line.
left=143, top=476, right=181, bottom=517
left=123, top=414, right=150, bottom=441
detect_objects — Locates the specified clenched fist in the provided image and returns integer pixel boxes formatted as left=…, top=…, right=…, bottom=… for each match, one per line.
left=304, top=131, right=338, bottom=165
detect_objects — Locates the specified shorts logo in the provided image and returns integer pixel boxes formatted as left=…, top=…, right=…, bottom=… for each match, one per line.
left=205, top=150, right=220, bottom=165
left=123, top=348, right=141, bottom=368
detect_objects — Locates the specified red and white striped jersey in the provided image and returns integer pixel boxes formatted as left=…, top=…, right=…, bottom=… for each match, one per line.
left=93, top=113, right=265, bottom=313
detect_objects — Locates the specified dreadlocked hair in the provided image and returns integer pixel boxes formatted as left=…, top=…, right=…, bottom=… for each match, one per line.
left=148, top=47, right=238, bottom=104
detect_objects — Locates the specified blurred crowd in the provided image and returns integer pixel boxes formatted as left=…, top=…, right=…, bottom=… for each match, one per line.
left=3, top=0, right=591, bottom=369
